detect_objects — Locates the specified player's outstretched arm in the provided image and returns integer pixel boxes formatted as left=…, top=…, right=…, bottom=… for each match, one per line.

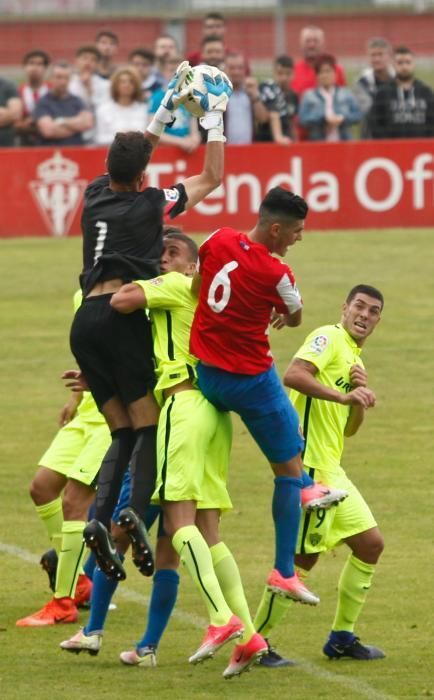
left=110, top=283, right=147, bottom=314
left=145, top=61, right=194, bottom=150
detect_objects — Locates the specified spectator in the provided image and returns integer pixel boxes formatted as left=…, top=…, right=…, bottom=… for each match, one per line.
left=69, top=45, right=110, bottom=144
left=16, top=49, right=50, bottom=146
left=95, top=29, right=119, bottom=80
left=147, top=55, right=201, bottom=154
left=199, top=35, right=225, bottom=70
left=187, top=12, right=226, bottom=67
left=153, top=34, right=179, bottom=88
left=95, top=66, right=148, bottom=146
left=291, top=26, right=346, bottom=97
left=33, top=61, right=93, bottom=147
left=354, top=38, right=395, bottom=138
left=298, top=54, right=361, bottom=141
left=0, top=76, right=22, bottom=147
left=371, top=46, right=434, bottom=139
left=128, top=48, right=163, bottom=101
left=224, top=52, right=268, bottom=144
left=257, top=55, right=298, bottom=144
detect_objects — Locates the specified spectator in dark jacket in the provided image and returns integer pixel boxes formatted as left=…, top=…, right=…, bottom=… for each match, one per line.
left=354, top=37, right=395, bottom=138
left=371, top=46, right=434, bottom=139
left=258, top=55, right=298, bottom=144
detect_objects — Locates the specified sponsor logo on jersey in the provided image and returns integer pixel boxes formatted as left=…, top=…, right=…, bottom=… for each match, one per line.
left=29, top=151, right=87, bottom=237
left=310, top=334, right=329, bottom=354
left=149, top=277, right=164, bottom=286
left=163, top=188, right=179, bottom=202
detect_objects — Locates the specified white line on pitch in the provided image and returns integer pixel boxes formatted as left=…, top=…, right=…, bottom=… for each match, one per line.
left=1, top=541, right=396, bottom=700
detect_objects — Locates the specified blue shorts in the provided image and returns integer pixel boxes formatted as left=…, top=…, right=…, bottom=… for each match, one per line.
left=111, top=468, right=163, bottom=536
left=196, top=363, right=304, bottom=463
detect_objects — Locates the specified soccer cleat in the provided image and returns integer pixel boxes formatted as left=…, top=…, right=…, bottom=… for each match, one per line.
left=74, top=574, right=93, bottom=608
left=40, top=548, right=58, bottom=592
left=257, top=638, right=296, bottom=668
left=60, top=627, right=102, bottom=656
left=116, top=507, right=154, bottom=577
left=266, top=569, right=319, bottom=605
left=120, top=645, right=157, bottom=668
left=16, top=597, right=78, bottom=627
left=301, top=482, right=348, bottom=512
left=189, top=615, right=244, bottom=664
left=223, top=632, right=268, bottom=679
left=83, top=519, right=126, bottom=581
left=323, top=635, right=386, bottom=660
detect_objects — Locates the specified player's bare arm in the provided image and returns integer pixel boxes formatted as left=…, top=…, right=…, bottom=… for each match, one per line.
left=284, top=358, right=376, bottom=408
left=182, top=141, right=224, bottom=210
left=110, top=283, right=147, bottom=314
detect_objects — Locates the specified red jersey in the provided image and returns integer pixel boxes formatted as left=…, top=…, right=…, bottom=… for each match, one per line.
left=190, top=227, right=302, bottom=375
left=291, top=59, right=346, bottom=96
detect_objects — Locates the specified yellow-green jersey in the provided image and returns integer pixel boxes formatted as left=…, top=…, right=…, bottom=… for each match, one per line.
left=290, top=323, right=364, bottom=473
left=134, top=272, right=197, bottom=406
left=72, top=289, right=105, bottom=424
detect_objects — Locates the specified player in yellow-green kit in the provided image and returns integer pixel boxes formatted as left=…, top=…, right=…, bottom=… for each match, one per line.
left=254, top=284, right=386, bottom=661
left=109, top=230, right=267, bottom=678
left=16, top=291, right=111, bottom=627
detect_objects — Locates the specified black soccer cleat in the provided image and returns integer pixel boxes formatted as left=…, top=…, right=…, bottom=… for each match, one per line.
left=323, top=635, right=386, bottom=660
left=40, top=548, right=58, bottom=592
left=116, top=506, right=154, bottom=577
left=258, top=639, right=296, bottom=668
left=83, top=519, right=126, bottom=581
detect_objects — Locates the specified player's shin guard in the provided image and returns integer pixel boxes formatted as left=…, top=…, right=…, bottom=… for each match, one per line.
left=272, top=476, right=302, bottom=578
left=55, top=520, right=86, bottom=599
left=95, top=428, right=135, bottom=528
left=332, top=554, right=376, bottom=633
left=172, top=525, right=233, bottom=626
left=128, top=425, right=157, bottom=521
left=210, top=541, right=256, bottom=641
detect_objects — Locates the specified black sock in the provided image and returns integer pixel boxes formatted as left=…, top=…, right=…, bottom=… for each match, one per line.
left=95, top=427, right=135, bottom=527
left=128, top=425, right=158, bottom=521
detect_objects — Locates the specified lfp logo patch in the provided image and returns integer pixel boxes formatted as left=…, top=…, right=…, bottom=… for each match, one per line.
left=310, top=335, right=329, bottom=354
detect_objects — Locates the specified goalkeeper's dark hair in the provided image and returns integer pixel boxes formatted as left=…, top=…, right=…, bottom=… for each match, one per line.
left=259, top=187, right=308, bottom=226
left=346, top=285, right=384, bottom=310
left=163, top=227, right=198, bottom=262
left=107, top=132, right=153, bottom=185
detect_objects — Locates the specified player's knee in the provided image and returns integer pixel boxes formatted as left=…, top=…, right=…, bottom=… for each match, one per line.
left=30, top=476, right=48, bottom=505
left=369, top=531, right=384, bottom=562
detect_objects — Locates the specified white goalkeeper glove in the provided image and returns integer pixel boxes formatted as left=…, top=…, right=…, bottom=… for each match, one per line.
left=147, top=60, right=194, bottom=137
left=181, top=65, right=233, bottom=142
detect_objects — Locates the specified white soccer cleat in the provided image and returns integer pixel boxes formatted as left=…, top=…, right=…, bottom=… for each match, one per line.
left=120, top=646, right=157, bottom=668
left=301, top=482, right=348, bottom=512
left=60, top=628, right=102, bottom=656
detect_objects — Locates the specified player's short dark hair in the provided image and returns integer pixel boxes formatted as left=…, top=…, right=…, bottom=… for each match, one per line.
left=275, top=55, right=294, bottom=70
left=128, top=48, right=155, bottom=63
left=107, top=132, right=153, bottom=185
left=163, top=228, right=198, bottom=262
left=346, top=284, right=384, bottom=309
left=23, top=49, right=50, bottom=66
left=201, top=34, right=224, bottom=47
left=259, top=187, right=308, bottom=225
left=96, top=29, right=119, bottom=44
left=76, top=45, right=101, bottom=60
left=314, top=53, right=336, bottom=73
left=394, top=45, right=413, bottom=56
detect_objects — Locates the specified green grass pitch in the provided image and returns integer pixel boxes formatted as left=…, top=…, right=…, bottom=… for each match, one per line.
left=0, top=229, right=433, bottom=699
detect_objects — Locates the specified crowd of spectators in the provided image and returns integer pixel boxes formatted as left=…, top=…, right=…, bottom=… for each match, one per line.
left=1, top=14, right=433, bottom=149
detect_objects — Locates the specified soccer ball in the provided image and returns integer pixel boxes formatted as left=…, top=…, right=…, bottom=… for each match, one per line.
left=182, top=65, right=233, bottom=118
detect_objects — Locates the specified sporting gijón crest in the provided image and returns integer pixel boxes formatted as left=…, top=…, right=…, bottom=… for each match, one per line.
left=29, top=151, right=87, bottom=237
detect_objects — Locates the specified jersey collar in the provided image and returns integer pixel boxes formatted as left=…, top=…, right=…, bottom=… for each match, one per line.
left=335, top=323, right=362, bottom=355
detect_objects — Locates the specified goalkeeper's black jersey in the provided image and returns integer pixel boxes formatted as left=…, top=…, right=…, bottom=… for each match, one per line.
left=80, top=175, right=187, bottom=294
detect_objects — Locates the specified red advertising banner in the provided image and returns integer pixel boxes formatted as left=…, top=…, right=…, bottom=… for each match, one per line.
left=0, top=140, right=433, bottom=238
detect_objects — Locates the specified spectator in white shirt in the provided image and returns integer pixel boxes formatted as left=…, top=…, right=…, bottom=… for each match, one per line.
left=95, top=67, right=148, bottom=145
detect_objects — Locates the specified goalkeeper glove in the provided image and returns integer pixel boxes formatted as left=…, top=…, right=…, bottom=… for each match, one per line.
left=147, top=60, right=193, bottom=137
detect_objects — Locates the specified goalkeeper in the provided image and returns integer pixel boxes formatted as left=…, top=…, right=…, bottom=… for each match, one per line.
left=70, top=62, right=233, bottom=581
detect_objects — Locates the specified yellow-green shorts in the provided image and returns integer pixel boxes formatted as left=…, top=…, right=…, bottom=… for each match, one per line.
left=38, top=415, right=110, bottom=487
left=153, top=390, right=233, bottom=512
left=297, top=465, right=377, bottom=555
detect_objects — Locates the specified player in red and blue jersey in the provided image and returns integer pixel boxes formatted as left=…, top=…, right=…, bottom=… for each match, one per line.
left=191, top=187, right=322, bottom=607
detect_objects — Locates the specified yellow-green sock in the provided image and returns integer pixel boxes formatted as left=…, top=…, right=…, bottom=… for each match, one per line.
left=172, top=525, right=233, bottom=627
left=35, top=497, right=63, bottom=553
left=55, top=521, right=86, bottom=600
left=332, top=554, right=376, bottom=632
left=253, top=564, right=308, bottom=636
left=210, top=541, right=256, bottom=642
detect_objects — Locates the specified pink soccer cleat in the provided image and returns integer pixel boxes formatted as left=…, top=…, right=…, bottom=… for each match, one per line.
left=301, top=482, right=348, bottom=512
left=267, top=569, right=319, bottom=605
left=189, top=615, right=244, bottom=664
left=223, top=632, right=268, bottom=679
